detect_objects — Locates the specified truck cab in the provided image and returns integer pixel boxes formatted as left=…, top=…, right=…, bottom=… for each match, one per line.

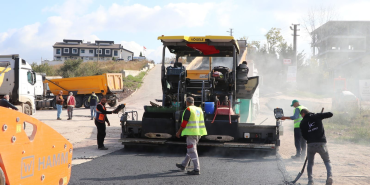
left=0, top=55, right=36, bottom=115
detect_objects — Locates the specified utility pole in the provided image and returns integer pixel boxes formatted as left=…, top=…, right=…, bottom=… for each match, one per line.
left=227, top=28, right=233, bottom=36
left=97, top=43, right=100, bottom=63
left=290, top=24, right=300, bottom=66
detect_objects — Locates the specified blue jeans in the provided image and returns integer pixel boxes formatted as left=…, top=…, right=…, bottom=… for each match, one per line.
left=90, top=106, right=97, bottom=119
left=57, top=104, right=62, bottom=118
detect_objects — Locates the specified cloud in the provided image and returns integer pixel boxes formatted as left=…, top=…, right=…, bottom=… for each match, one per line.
left=0, top=1, right=217, bottom=62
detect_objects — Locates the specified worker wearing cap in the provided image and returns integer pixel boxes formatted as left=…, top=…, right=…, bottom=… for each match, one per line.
left=281, top=100, right=307, bottom=159
left=176, top=97, right=207, bottom=175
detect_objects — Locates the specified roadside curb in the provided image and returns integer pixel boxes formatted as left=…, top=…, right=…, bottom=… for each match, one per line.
left=122, top=65, right=155, bottom=100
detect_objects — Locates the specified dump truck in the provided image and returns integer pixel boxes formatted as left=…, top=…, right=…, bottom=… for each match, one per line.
left=119, top=35, right=281, bottom=152
left=0, top=55, right=38, bottom=115
left=46, top=73, right=124, bottom=108
left=0, top=107, right=73, bottom=185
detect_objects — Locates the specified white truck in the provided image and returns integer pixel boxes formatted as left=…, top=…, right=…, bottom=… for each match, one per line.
left=0, top=54, right=37, bottom=115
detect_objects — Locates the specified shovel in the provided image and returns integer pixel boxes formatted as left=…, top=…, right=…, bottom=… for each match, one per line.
left=291, top=107, right=324, bottom=184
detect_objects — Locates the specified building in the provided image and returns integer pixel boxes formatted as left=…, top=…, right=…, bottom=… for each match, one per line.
left=311, top=21, right=370, bottom=77
left=52, top=39, right=134, bottom=62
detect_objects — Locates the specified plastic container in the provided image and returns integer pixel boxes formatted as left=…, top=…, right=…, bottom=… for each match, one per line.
left=204, top=102, right=215, bottom=114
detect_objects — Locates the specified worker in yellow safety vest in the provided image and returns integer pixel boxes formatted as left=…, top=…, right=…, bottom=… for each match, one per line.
left=281, top=99, right=307, bottom=160
left=176, top=97, right=207, bottom=175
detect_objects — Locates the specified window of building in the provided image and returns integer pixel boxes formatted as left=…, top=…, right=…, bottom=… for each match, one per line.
left=105, top=49, right=111, bottom=55
left=64, top=48, right=69, bottom=53
left=56, top=48, right=61, bottom=54
left=72, top=48, right=78, bottom=54
left=89, top=57, right=93, bottom=60
left=81, top=49, right=85, bottom=53
left=56, top=57, right=61, bottom=60
left=97, top=49, right=102, bottom=54
left=89, top=49, right=94, bottom=54
left=114, top=50, right=118, bottom=56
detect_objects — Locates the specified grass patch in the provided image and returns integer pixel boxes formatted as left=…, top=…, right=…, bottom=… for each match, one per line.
left=325, top=109, right=370, bottom=144
left=122, top=72, right=147, bottom=90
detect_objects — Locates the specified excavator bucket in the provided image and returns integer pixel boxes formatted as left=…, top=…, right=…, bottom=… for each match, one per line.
left=0, top=107, right=73, bottom=185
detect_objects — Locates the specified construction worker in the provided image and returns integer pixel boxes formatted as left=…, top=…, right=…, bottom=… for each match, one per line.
left=66, top=92, right=76, bottom=120
left=281, top=100, right=307, bottom=159
left=0, top=94, right=18, bottom=110
left=95, top=97, right=118, bottom=150
left=56, top=90, right=64, bottom=120
left=300, top=109, right=333, bottom=185
left=176, top=97, right=207, bottom=175
left=88, top=92, right=99, bottom=120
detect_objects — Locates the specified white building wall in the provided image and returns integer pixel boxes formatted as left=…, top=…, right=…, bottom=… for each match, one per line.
left=121, top=50, right=133, bottom=61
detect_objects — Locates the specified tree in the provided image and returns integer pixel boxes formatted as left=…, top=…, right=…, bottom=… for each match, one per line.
left=301, top=6, right=338, bottom=56
left=140, top=52, right=142, bottom=57
left=31, top=63, right=56, bottom=76
left=58, top=59, right=83, bottom=78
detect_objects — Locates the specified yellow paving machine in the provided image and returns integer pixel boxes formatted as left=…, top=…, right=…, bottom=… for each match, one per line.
left=119, top=35, right=281, bottom=152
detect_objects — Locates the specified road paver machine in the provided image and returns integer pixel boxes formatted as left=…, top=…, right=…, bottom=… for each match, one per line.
left=120, top=35, right=281, bottom=152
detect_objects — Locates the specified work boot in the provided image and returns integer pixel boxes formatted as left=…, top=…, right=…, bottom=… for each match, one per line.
left=98, top=147, right=108, bottom=150
left=308, top=180, right=314, bottom=185
left=91, top=118, right=93, bottom=120
left=291, top=155, right=300, bottom=159
left=187, top=169, right=200, bottom=175
left=176, top=163, right=186, bottom=171
left=57, top=118, right=62, bottom=120
left=326, top=176, right=333, bottom=185
left=67, top=118, right=71, bottom=120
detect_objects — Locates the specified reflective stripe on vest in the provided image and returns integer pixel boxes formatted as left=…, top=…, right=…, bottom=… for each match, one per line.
left=95, top=103, right=106, bottom=123
left=293, top=105, right=306, bottom=128
left=181, top=106, right=208, bottom=136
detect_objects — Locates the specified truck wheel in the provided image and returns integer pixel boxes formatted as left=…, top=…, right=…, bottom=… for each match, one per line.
left=75, top=96, right=83, bottom=108
left=0, top=167, right=5, bottom=185
left=23, top=103, right=31, bottom=115
left=83, top=96, right=90, bottom=109
left=52, top=99, right=57, bottom=109
left=108, top=100, right=117, bottom=107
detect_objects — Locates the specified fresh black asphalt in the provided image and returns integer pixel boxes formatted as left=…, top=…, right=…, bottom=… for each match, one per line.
left=69, top=146, right=290, bottom=185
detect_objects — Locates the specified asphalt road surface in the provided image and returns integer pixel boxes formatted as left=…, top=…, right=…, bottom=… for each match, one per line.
left=69, top=65, right=290, bottom=185
left=70, top=146, right=288, bottom=185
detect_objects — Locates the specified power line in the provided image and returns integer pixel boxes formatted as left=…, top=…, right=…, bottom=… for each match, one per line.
left=227, top=28, right=233, bottom=36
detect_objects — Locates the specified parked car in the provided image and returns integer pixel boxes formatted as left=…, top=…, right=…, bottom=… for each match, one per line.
left=332, top=91, right=359, bottom=112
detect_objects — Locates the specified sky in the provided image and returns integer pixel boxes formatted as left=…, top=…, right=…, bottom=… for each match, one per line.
left=1, top=0, right=370, bottom=63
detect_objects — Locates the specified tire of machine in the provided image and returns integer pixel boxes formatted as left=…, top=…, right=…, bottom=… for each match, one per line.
left=52, top=98, right=57, bottom=109
left=83, top=96, right=90, bottom=109
left=0, top=167, right=5, bottom=185
left=108, top=99, right=117, bottom=107
left=75, top=96, right=83, bottom=108
left=23, top=103, right=31, bottom=115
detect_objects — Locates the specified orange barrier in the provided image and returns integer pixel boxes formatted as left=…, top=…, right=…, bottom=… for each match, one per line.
left=0, top=107, right=73, bottom=185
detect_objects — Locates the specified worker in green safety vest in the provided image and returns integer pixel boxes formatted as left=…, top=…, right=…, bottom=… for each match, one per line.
left=281, top=99, right=307, bottom=160
left=176, top=97, right=207, bottom=175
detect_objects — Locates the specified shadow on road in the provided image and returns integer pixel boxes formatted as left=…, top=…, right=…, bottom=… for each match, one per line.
left=81, top=169, right=188, bottom=182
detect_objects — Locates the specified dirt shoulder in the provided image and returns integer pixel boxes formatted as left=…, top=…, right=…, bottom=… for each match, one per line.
left=258, top=94, right=370, bottom=185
